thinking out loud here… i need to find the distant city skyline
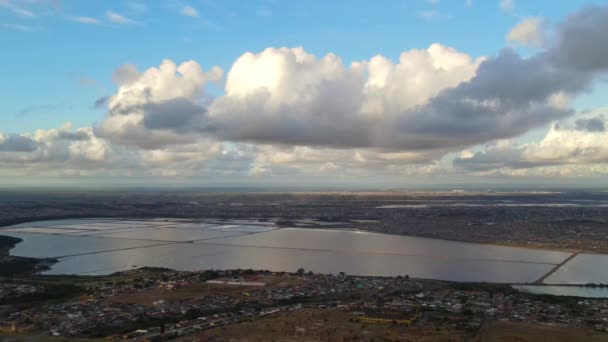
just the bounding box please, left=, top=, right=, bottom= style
left=1, top=0, right=608, bottom=187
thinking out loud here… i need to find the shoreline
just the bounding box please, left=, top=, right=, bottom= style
left=275, top=223, right=602, bottom=255
left=2, top=232, right=606, bottom=296
left=0, top=216, right=606, bottom=284
left=3, top=215, right=606, bottom=255
left=0, top=235, right=57, bottom=276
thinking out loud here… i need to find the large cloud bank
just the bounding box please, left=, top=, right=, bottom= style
left=455, top=110, right=608, bottom=176
left=96, top=5, right=608, bottom=154
left=3, top=5, right=608, bottom=182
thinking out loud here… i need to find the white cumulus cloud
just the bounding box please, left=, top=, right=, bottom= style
left=507, top=17, right=544, bottom=47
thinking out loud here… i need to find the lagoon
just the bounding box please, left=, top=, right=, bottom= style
left=0, top=218, right=590, bottom=283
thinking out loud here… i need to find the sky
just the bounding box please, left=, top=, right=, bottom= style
left=1, top=0, right=608, bottom=188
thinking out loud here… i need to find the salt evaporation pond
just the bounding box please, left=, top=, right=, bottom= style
left=1, top=218, right=594, bottom=284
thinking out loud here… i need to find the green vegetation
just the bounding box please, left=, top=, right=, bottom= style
left=0, top=235, right=22, bottom=256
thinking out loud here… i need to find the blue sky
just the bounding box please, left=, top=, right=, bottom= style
left=1, top=0, right=608, bottom=186
left=1, top=0, right=601, bottom=133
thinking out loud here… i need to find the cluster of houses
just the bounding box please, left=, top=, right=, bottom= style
left=1, top=269, right=608, bottom=339
left=0, top=282, right=44, bottom=302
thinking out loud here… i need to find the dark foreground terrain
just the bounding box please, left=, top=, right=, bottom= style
left=1, top=267, right=608, bottom=341
left=1, top=188, right=608, bottom=341
left=1, top=189, right=608, bottom=252
left=0, top=236, right=55, bottom=277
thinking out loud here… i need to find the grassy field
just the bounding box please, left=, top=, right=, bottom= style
left=192, top=308, right=470, bottom=341
left=107, top=275, right=311, bottom=306
left=180, top=309, right=608, bottom=342
left=0, top=333, right=103, bottom=342
left=478, top=320, right=608, bottom=342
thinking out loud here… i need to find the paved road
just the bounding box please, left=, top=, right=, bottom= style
left=533, top=252, right=580, bottom=284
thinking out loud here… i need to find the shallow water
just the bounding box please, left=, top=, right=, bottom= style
left=0, top=218, right=588, bottom=283
left=512, top=285, right=608, bottom=298
left=3, top=232, right=163, bottom=258
left=45, top=243, right=553, bottom=282
left=206, top=228, right=569, bottom=264
left=543, top=253, right=608, bottom=284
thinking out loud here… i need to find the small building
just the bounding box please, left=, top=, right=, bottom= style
left=358, top=311, right=420, bottom=326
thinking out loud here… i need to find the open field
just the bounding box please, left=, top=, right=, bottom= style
left=196, top=308, right=468, bottom=342
left=107, top=275, right=310, bottom=306
left=195, top=309, right=608, bottom=342
left=478, top=320, right=608, bottom=342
